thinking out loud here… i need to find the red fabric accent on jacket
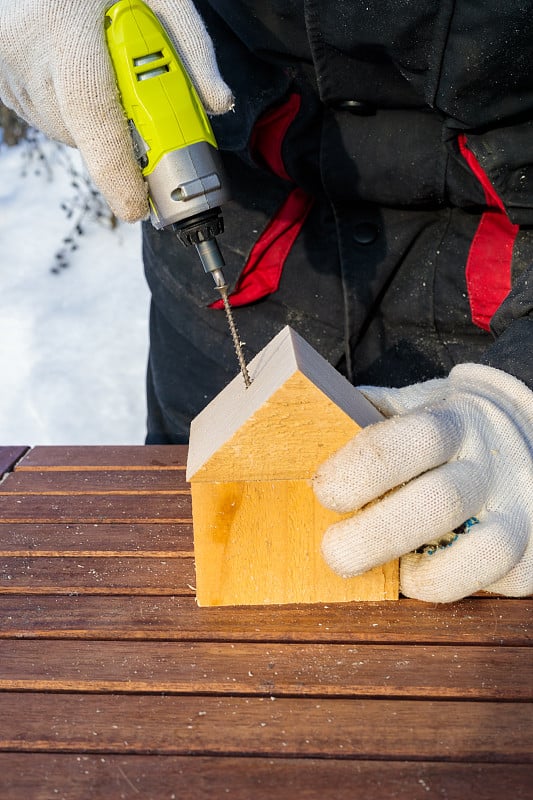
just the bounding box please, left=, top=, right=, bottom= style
left=211, top=93, right=314, bottom=309
left=249, top=92, right=303, bottom=181
left=211, top=187, right=314, bottom=308
left=458, top=134, right=518, bottom=331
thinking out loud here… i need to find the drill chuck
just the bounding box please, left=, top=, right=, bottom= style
left=174, top=208, right=228, bottom=287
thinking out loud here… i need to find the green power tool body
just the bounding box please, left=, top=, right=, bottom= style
left=105, top=0, right=250, bottom=386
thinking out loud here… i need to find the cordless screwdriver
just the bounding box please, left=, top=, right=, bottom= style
left=105, top=0, right=250, bottom=386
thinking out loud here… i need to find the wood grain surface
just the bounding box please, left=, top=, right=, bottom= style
left=0, top=446, right=28, bottom=478
left=0, top=445, right=531, bottom=800
left=188, top=328, right=398, bottom=605
left=1, top=755, right=531, bottom=800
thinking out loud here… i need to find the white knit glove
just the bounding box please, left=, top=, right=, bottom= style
left=313, top=364, right=533, bottom=602
left=0, top=0, right=233, bottom=221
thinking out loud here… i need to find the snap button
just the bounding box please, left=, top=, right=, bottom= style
left=336, top=99, right=374, bottom=115
left=353, top=222, right=378, bottom=245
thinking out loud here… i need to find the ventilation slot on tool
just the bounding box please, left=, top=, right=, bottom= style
left=134, top=52, right=169, bottom=80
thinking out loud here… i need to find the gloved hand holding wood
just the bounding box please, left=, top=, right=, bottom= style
left=313, top=364, right=533, bottom=602
left=0, top=0, right=233, bottom=221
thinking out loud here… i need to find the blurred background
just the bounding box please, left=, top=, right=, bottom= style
left=0, top=103, right=150, bottom=445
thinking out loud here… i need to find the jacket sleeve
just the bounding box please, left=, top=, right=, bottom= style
left=480, top=266, right=533, bottom=389
left=461, top=122, right=533, bottom=389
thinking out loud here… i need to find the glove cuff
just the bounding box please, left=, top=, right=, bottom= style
left=450, top=363, right=533, bottom=437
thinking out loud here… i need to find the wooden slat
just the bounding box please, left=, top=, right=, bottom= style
left=0, top=447, right=28, bottom=478
left=0, top=445, right=530, bottom=798
left=0, top=640, right=530, bottom=699
left=0, top=755, right=531, bottom=800
left=0, top=493, right=192, bottom=523
left=0, top=468, right=189, bottom=492
left=0, top=595, right=530, bottom=644
left=0, top=523, right=193, bottom=556
left=0, top=557, right=195, bottom=595
left=17, top=445, right=187, bottom=470
left=3, top=755, right=532, bottom=800
left=0, top=694, right=531, bottom=761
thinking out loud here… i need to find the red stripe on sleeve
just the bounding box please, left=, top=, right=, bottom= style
left=458, top=134, right=518, bottom=331
left=211, top=94, right=314, bottom=308
left=248, top=92, right=302, bottom=181
left=210, top=187, right=314, bottom=308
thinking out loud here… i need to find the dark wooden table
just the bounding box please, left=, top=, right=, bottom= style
left=0, top=445, right=531, bottom=799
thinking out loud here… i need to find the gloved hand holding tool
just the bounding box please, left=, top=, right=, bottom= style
left=0, top=0, right=250, bottom=384
left=314, top=364, right=533, bottom=602
left=0, top=0, right=233, bottom=222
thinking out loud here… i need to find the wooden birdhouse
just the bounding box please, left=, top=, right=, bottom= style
left=186, top=326, right=399, bottom=606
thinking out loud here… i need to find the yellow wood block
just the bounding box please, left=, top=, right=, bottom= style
left=187, top=326, right=399, bottom=606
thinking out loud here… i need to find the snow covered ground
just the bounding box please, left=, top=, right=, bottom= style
left=0, top=139, right=150, bottom=445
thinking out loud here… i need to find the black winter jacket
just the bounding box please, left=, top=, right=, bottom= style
left=144, top=0, right=533, bottom=412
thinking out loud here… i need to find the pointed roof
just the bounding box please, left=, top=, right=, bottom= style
left=186, top=326, right=382, bottom=482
